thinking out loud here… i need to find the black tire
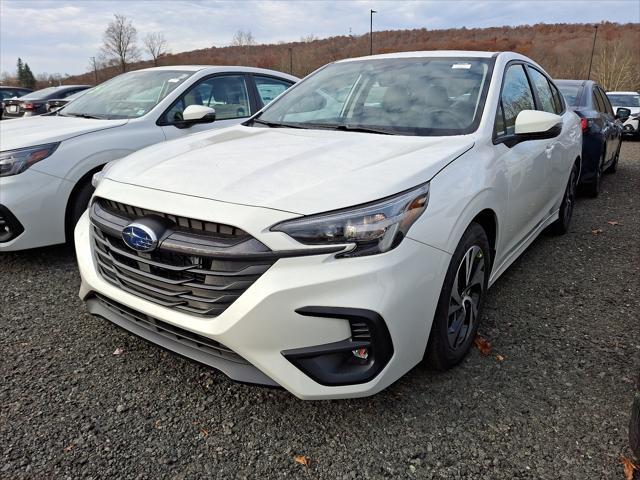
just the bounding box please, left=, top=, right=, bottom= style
left=549, top=162, right=578, bottom=235
left=605, top=143, right=620, bottom=174
left=426, top=222, right=490, bottom=370
left=67, top=180, right=94, bottom=240
left=584, top=150, right=603, bottom=198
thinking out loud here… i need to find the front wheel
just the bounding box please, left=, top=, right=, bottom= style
left=549, top=162, right=578, bottom=235
left=426, top=223, right=490, bottom=370
left=66, top=180, right=95, bottom=241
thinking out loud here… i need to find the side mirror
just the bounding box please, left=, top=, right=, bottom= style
left=176, top=105, right=216, bottom=128
left=616, top=107, right=631, bottom=121
left=513, top=110, right=562, bottom=141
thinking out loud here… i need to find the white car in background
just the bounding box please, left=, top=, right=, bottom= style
left=606, top=91, right=640, bottom=137
left=0, top=66, right=298, bottom=250
left=77, top=51, right=582, bottom=399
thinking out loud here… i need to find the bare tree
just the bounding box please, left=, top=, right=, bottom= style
left=102, top=14, right=139, bottom=73
left=593, top=40, right=639, bottom=91
left=144, top=32, right=169, bottom=67
left=231, top=30, right=255, bottom=47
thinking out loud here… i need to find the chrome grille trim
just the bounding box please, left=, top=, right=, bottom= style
left=90, top=198, right=344, bottom=317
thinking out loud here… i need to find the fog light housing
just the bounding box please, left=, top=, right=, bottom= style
left=282, top=307, right=393, bottom=386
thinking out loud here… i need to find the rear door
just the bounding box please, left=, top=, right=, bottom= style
left=160, top=74, right=255, bottom=140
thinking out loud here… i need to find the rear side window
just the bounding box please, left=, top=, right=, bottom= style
left=593, top=88, right=606, bottom=113
left=253, top=76, right=293, bottom=107
left=597, top=87, right=613, bottom=115
left=527, top=67, right=555, bottom=114
left=497, top=64, right=535, bottom=136
left=549, top=82, right=564, bottom=114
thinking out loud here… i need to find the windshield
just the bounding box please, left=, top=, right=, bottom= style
left=20, top=87, right=63, bottom=100
left=61, top=70, right=194, bottom=119
left=557, top=83, right=582, bottom=106
left=607, top=94, right=640, bottom=108
left=255, top=57, right=493, bottom=136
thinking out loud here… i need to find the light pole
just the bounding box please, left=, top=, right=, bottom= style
left=288, top=47, right=293, bottom=75
left=370, top=9, right=377, bottom=55
left=587, top=24, right=598, bottom=80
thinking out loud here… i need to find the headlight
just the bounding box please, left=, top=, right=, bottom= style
left=271, top=183, right=429, bottom=257
left=0, top=143, right=59, bottom=177
left=91, top=160, right=117, bottom=188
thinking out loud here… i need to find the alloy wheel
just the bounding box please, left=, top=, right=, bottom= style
left=447, top=245, right=485, bottom=350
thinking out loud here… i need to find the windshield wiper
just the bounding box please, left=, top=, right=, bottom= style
left=251, top=118, right=309, bottom=129
left=61, top=112, right=103, bottom=119
left=333, top=124, right=397, bottom=135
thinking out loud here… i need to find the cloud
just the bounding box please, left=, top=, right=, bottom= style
left=1, top=0, right=637, bottom=76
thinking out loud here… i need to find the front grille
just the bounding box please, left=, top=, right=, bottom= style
left=93, top=293, right=248, bottom=364
left=90, top=198, right=276, bottom=317
left=99, top=198, right=249, bottom=238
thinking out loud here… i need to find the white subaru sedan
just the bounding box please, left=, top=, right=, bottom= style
left=0, top=66, right=298, bottom=250
left=76, top=51, right=582, bottom=399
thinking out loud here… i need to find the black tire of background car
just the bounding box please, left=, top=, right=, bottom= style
left=605, top=144, right=620, bottom=174
left=67, top=180, right=95, bottom=241
left=426, top=222, right=490, bottom=370
left=549, top=162, right=578, bottom=235
left=584, top=150, right=604, bottom=198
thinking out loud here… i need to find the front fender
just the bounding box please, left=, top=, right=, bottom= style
left=407, top=145, right=506, bottom=258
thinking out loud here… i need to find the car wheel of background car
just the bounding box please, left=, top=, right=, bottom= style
left=426, top=222, right=490, bottom=370
left=66, top=180, right=95, bottom=241
left=549, top=161, right=578, bottom=235
left=605, top=144, right=620, bottom=174
left=584, top=150, right=604, bottom=198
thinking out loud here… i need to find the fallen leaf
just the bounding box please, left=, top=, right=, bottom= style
left=496, top=354, right=505, bottom=362
left=154, top=420, right=162, bottom=429
left=607, top=220, right=621, bottom=226
left=113, top=347, right=125, bottom=356
left=200, top=428, right=209, bottom=438
left=621, top=456, right=636, bottom=480
left=63, top=443, right=75, bottom=453
left=591, top=228, right=603, bottom=235
left=294, top=455, right=311, bottom=467
left=474, top=335, right=492, bottom=356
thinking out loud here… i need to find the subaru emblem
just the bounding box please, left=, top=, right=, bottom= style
left=122, top=223, right=159, bottom=252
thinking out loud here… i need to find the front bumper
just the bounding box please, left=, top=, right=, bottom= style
left=0, top=168, right=72, bottom=251
left=622, top=117, right=639, bottom=136
left=75, top=186, right=450, bottom=399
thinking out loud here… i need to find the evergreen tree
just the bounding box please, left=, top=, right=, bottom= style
left=21, top=63, right=36, bottom=89
left=16, top=58, right=24, bottom=84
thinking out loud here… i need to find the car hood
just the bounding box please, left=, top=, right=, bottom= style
left=105, top=125, right=474, bottom=215
left=0, top=116, right=128, bottom=151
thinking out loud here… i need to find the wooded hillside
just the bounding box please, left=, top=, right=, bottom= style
left=65, top=22, right=640, bottom=91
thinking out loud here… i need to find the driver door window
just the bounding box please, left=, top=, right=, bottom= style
left=163, top=75, right=250, bottom=124
left=496, top=64, right=535, bottom=137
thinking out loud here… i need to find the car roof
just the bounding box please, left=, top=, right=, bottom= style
left=134, top=65, right=299, bottom=81
left=338, top=50, right=499, bottom=63
left=607, top=91, right=639, bottom=95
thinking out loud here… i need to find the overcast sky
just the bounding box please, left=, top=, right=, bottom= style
left=1, top=0, right=638, bottom=76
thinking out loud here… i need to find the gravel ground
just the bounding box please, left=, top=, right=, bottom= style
left=1, top=141, right=639, bottom=480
